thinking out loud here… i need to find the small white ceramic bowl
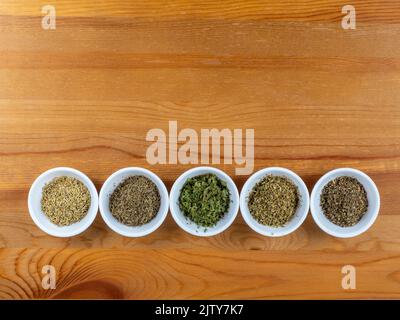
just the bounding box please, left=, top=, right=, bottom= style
left=99, top=167, right=169, bottom=237
left=28, top=167, right=99, bottom=237
left=240, top=167, right=310, bottom=237
left=170, top=167, right=239, bottom=237
left=310, top=168, right=380, bottom=238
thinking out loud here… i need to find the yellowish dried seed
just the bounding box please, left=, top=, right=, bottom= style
left=248, top=175, right=299, bottom=227
left=41, top=176, right=91, bottom=226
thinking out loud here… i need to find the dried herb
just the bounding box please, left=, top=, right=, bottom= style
left=179, top=174, right=230, bottom=228
left=320, top=176, right=368, bottom=227
left=109, top=175, right=160, bottom=226
left=248, top=175, right=299, bottom=227
left=41, top=176, right=91, bottom=226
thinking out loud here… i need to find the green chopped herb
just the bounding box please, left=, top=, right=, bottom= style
left=179, top=174, right=230, bottom=228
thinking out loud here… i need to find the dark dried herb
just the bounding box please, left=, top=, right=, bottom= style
left=248, top=175, right=299, bottom=227
left=109, top=176, right=160, bottom=226
left=41, top=176, right=91, bottom=226
left=179, top=174, right=230, bottom=228
left=320, top=176, right=368, bottom=227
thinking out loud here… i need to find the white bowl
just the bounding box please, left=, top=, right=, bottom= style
left=99, top=167, right=169, bottom=237
left=28, top=167, right=99, bottom=237
left=310, top=168, right=380, bottom=238
left=170, top=167, right=239, bottom=237
left=240, top=167, right=310, bottom=237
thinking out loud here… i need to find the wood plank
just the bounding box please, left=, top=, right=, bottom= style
left=1, top=0, right=400, bottom=23
left=0, top=0, right=399, bottom=299
left=0, top=248, right=399, bottom=299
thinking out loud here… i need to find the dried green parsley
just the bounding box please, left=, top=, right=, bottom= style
left=41, top=176, right=91, bottom=226
left=320, top=176, right=368, bottom=227
left=248, top=175, right=299, bottom=227
left=179, top=174, right=230, bottom=228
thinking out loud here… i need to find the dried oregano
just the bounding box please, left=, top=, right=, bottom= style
left=109, top=175, right=161, bottom=226
left=179, top=174, right=230, bottom=228
left=41, top=176, right=91, bottom=226
left=248, top=175, right=299, bottom=227
left=320, top=176, right=368, bottom=227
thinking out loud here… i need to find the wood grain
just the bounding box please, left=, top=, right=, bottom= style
left=0, top=0, right=399, bottom=299
left=2, top=0, right=400, bottom=23
left=1, top=248, right=400, bottom=299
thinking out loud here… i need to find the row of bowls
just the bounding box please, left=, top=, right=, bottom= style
left=28, top=166, right=380, bottom=238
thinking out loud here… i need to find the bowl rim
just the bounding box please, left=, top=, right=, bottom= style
left=27, top=167, right=99, bottom=238
left=169, top=166, right=240, bottom=237
left=98, top=167, right=169, bottom=237
left=239, top=167, right=310, bottom=237
left=310, top=167, right=380, bottom=238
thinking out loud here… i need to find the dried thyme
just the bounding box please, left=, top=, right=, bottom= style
left=41, top=176, right=91, bottom=226
left=248, top=175, right=299, bottom=227
left=109, top=176, right=160, bottom=226
left=179, top=174, right=230, bottom=228
left=320, top=176, right=368, bottom=227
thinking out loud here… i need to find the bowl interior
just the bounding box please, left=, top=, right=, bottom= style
left=311, top=169, right=380, bottom=237
left=99, top=168, right=168, bottom=237
left=240, top=168, right=309, bottom=237
left=170, top=167, right=239, bottom=236
left=28, top=168, right=98, bottom=237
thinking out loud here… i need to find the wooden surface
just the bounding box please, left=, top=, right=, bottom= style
left=0, top=0, right=400, bottom=299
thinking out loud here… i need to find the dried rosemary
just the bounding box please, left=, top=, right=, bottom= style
left=41, top=176, right=91, bottom=226
left=320, top=176, right=368, bottom=227
left=109, top=175, right=160, bottom=226
left=248, top=175, right=299, bottom=227
left=179, top=174, right=230, bottom=228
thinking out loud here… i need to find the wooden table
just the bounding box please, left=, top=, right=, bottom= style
left=0, top=0, right=399, bottom=299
